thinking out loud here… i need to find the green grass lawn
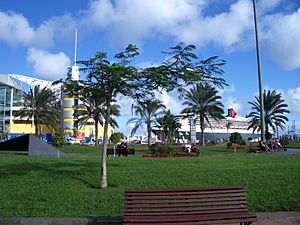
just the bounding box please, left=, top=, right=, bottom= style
left=286, top=141, right=300, bottom=149
left=0, top=153, right=299, bottom=217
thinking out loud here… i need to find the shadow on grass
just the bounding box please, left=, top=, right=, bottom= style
left=0, top=159, right=100, bottom=189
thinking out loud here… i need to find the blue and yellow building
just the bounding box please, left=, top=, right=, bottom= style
left=0, top=74, right=113, bottom=142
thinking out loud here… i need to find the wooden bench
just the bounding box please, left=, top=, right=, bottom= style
left=124, top=186, right=257, bottom=225
left=107, top=148, right=135, bottom=156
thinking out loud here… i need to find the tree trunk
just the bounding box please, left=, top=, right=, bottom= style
left=34, top=118, right=39, bottom=136
left=147, top=120, right=151, bottom=147
left=94, top=118, right=98, bottom=147
left=200, top=117, right=205, bottom=146
left=100, top=97, right=112, bottom=188
left=201, top=129, right=205, bottom=146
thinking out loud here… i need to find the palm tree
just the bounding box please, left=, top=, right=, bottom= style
left=157, top=110, right=181, bottom=145
left=247, top=90, right=289, bottom=138
left=127, top=99, right=165, bottom=146
left=14, top=85, right=61, bottom=136
left=226, top=120, right=232, bottom=142
left=181, top=83, right=224, bottom=145
left=74, top=88, right=120, bottom=146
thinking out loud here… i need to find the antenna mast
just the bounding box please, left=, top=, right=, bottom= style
left=74, top=28, right=78, bottom=66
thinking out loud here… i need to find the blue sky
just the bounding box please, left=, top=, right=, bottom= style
left=0, top=0, right=299, bottom=135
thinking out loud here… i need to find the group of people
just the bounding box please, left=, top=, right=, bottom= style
left=259, top=139, right=287, bottom=152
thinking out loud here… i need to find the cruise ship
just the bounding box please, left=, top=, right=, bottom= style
left=153, top=109, right=260, bottom=143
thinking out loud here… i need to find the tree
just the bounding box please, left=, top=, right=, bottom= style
left=229, top=132, right=243, bottom=152
left=67, top=43, right=226, bottom=189
left=14, top=85, right=61, bottom=136
left=127, top=99, right=165, bottom=146
left=247, top=90, right=289, bottom=140
left=70, top=44, right=143, bottom=188
left=157, top=110, right=181, bottom=145
left=181, top=83, right=224, bottom=145
left=142, top=43, right=227, bottom=93
left=74, top=87, right=120, bottom=146
left=226, top=120, right=232, bottom=142
left=109, top=132, right=124, bottom=143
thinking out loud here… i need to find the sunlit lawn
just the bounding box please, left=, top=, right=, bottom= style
left=0, top=153, right=299, bottom=217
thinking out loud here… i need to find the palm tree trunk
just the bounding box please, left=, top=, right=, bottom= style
left=94, top=119, right=99, bottom=147
left=100, top=97, right=111, bottom=188
left=147, top=120, right=151, bottom=147
left=201, top=129, right=205, bottom=146
left=34, top=118, right=39, bottom=136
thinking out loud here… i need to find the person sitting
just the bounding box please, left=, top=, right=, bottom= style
left=259, top=141, right=269, bottom=152
left=191, top=143, right=200, bottom=153
left=275, top=139, right=287, bottom=151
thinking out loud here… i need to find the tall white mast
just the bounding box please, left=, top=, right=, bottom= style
left=74, top=28, right=78, bottom=66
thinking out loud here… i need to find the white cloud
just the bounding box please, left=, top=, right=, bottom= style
left=217, top=84, right=236, bottom=96
left=177, top=0, right=253, bottom=49
left=0, top=10, right=76, bottom=49
left=0, top=11, right=35, bottom=46
left=262, top=8, right=300, bottom=70
left=285, top=87, right=300, bottom=114
left=82, top=0, right=252, bottom=49
left=258, top=0, right=282, bottom=13
left=225, top=96, right=243, bottom=114
left=155, top=90, right=182, bottom=114
left=27, top=48, right=71, bottom=80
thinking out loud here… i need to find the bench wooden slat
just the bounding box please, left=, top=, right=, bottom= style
left=125, top=201, right=247, bottom=209
left=126, top=186, right=244, bottom=193
left=124, top=212, right=257, bottom=223
left=126, top=192, right=245, bottom=201
left=124, top=187, right=256, bottom=225
left=125, top=205, right=247, bottom=213
left=125, top=208, right=248, bottom=216
left=126, top=197, right=246, bottom=205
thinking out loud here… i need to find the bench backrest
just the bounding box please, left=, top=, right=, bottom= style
left=124, top=186, right=255, bottom=224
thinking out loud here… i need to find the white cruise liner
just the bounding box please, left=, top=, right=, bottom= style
left=153, top=109, right=260, bottom=142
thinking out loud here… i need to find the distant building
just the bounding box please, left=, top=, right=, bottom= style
left=0, top=74, right=114, bottom=142
left=153, top=109, right=261, bottom=143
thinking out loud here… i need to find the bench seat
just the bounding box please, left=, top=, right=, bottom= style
left=107, top=148, right=135, bottom=156
left=124, top=186, right=256, bottom=225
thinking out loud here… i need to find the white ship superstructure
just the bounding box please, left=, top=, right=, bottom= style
left=154, top=109, right=260, bottom=142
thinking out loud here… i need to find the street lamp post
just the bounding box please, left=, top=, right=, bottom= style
left=252, top=0, right=265, bottom=142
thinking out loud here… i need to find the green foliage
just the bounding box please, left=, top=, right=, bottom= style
left=127, top=99, right=165, bottom=146
left=248, top=90, right=290, bottom=133
left=109, top=132, right=124, bottom=143
left=280, top=139, right=289, bottom=146
left=13, top=85, right=61, bottom=136
left=181, top=83, right=224, bottom=145
left=52, top=134, right=66, bottom=148
left=149, top=143, right=174, bottom=155
left=229, top=132, right=243, bottom=145
left=0, top=129, right=9, bottom=141
left=226, top=142, right=233, bottom=149
left=265, top=132, right=273, bottom=141
left=157, top=110, right=181, bottom=145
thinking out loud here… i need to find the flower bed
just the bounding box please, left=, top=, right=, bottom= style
left=143, top=153, right=199, bottom=158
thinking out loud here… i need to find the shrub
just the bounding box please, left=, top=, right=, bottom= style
left=280, top=139, right=289, bottom=146
left=52, top=134, right=65, bottom=148
left=226, top=142, right=233, bottom=149
left=109, top=132, right=124, bottom=143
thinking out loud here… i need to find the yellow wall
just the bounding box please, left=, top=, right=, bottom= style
left=10, top=121, right=59, bottom=134
left=84, top=123, right=114, bottom=139
left=10, top=120, right=114, bottom=138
